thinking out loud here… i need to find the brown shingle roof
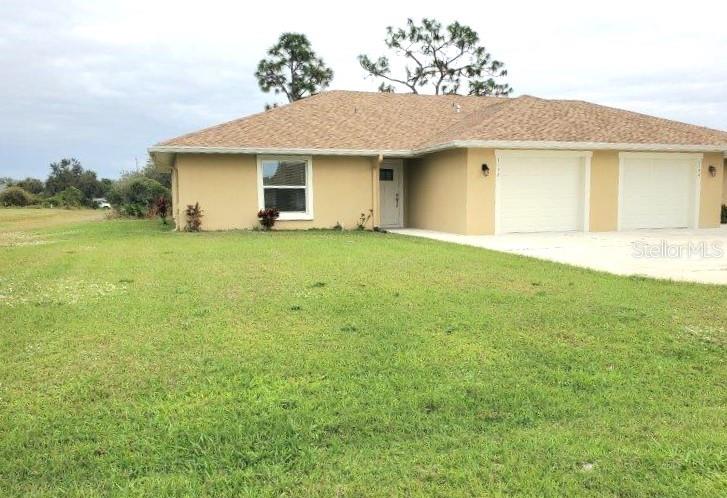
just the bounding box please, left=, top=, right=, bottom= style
left=157, top=91, right=505, bottom=151
left=427, top=95, right=727, bottom=147
left=155, top=90, right=727, bottom=152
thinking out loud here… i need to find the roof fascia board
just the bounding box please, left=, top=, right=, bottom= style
left=415, top=140, right=727, bottom=155
left=149, top=141, right=727, bottom=157
left=148, top=146, right=411, bottom=157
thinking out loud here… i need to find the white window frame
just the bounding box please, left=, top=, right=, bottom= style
left=257, top=155, right=314, bottom=221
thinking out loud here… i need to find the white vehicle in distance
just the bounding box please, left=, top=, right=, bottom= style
left=93, top=197, right=111, bottom=209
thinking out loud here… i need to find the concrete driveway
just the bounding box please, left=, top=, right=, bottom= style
left=390, top=227, right=727, bottom=285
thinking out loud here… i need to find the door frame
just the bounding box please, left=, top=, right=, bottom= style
left=379, top=159, right=404, bottom=228
left=494, top=150, right=592, bottom=234
left=617, top=152, right=702, bottom=231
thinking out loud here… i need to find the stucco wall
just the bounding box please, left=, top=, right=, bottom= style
left=173, top=149, right=726, bottom=232
left=175, top=154, right=374, bottom=231
left=465, top=148, right=496, bottom=234
left=277, top=155, right=375, bottom=230
left=699, top=153, right=725, bottom=228
left=405, top=149, right=468, bottom=234
left=175, top=154, right=256, bottom=230
left=589, top=151, right=620, bottom=231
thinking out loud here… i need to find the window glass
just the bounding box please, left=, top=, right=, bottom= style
left=261, top=158, right=309, bottom=213
left=263, top=160, right=306, bottom=186
left=264, top=188, right=306, bottom=212
left=380, top=168, right=394, bottom=181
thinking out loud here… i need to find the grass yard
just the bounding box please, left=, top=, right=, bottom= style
left=1, top=212, right=726, bottom=496
left=0, top=208, right=106, bottom=233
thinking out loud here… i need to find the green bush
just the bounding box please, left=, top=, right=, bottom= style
left=721, top=204, right=727, bottom=224
left=0, top=186, right=34, bottom=206
left=48, top=186, right=84, bottom=208
left=108, top=176, right=169, bottom=218
left=43, top=186, right=83, bottom=208
left=15, top=178, right=45, bottom=195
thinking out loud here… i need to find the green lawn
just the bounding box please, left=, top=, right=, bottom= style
left=0, top=208, right=106, bottom=232
left=1, top=212, right=726, bottom=497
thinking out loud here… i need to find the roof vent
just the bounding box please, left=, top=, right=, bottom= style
left=453, top=103, right=462, bottom=113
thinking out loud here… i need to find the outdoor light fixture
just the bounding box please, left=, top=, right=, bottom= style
left=708, top=165, right=717, bottom=177
left=482, top=163, right=490, bottom=176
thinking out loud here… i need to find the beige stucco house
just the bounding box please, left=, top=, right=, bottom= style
left=150, top=91, right=727, bottom=233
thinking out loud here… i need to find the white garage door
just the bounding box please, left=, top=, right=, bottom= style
left=496, top=152, right=589, bottom=233
left=619, top=153, right=699, bottom=230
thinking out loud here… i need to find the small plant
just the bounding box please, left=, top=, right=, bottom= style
left=184, top=202, right=203, bottom=232
left=153, top=196, right=170, bottom=225
left=332, top=221, right=343, bottom=231
left=356, top=209, right=373, bottom=230
left=721, top=204, right=727, bottom=224
left=104, top=209, right=121, bottom=220
left=257, top=207, right=280, bottom=230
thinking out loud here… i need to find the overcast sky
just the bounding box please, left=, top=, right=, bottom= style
left=2, top=0, right=726, bottom=179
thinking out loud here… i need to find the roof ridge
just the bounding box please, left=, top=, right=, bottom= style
left=416, top=97, right=521, bottom=148
left=321, top=89, right=508, bottom=100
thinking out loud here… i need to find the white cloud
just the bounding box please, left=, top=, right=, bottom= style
left=1, top=0, right=725, bottom=178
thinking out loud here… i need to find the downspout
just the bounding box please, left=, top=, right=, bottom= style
left=172, top=154, right=180, bottom=231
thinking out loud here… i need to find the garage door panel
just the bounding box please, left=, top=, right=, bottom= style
left=620, top=155, right=697, bottom=230
left=497, top=154, right=587, bottom=233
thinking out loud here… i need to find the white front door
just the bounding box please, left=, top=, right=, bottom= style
left=619, top=153, right=700, bottom=230
left=496, top=151, right=590, bottom=234
left=379, top=160, right=404, bottom=228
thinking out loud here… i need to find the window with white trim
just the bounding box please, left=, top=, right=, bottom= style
left=258, top=156, right=313, bottom=219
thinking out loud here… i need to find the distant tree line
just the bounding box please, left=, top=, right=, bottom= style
left=1, top=157, right=171, bottom=219
left=0, top=158, right=111, bottom=208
